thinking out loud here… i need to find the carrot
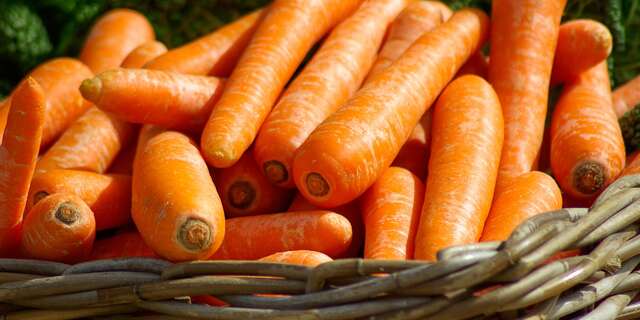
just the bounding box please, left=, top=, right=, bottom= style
left=456, top=51, right=488, bottom=78
left=90, top=230, right=158, bottom=260
left=201, top=0, right=364, bottom=168
left=210, top=210, right=352, bottom=260
left=108, top=141, right=138, bottom=175
left=489, top=0, right=566, bottom=190
left=621, top=151, right=640, bottom=177
left=550, top=62, right=625, bottom=199
left=79, top=8, right=155, bottom=73
left=254, top=0, right=410, bottom=187
left=120, top=41, right=168, bottom=69
left=215, top=149, right=293, bottom=218
left=613, top=75, right=640, bottom=118
left=391, top=112, right=432, bottom=180
left=145, top=9, right=266, bottom=77
left=0, top=78, right=45, bottom=256
left=293, top=9, right=489, bottom=208
left=481, top=171, right=562, bottom=241
left=21, top=193, right=95, bottom=263
left=0, top=98, right=9, bottom=144
left=28, top=170, right=132, bottom=231
left=132, top=130, right=225, bottom=261
left=414, top=75, right=503, bottom=261
left=258, top=250, right=332, bottom=267
left=365, top=1, right=452, bottom=80
left=361, top=167, right=424, bottom=260
left=80, top=69, right=225, bottom=132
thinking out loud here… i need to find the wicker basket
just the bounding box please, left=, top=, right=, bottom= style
left=3, top=175, right=640, bottom=319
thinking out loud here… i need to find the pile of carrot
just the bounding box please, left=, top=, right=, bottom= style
left=1, top=0, right=638, bottom=273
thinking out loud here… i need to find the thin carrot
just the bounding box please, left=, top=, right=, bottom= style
left=90, top=230, right=158, bottom=260
left=551, top=62, right=625, bottom=199
left=456, top=51, right=488, bottom=78
left=254, top=0, right=411, bottom=187
left=80, top=69, right=225, bottom=132
left=210, top=210, right=352, bottom=260
left=201, top=0, right=363, bottom=168
left=133, top=130, right=225, bottom=261
left=481, top=171, right=562, bottom=241
left=361, top=167, right=424, bottom=260
left=489, top=0, right=566, bottom=190
left=293, top=9, right=489, bottom=208
left=28, top=170, right=132, bottom=231
left=391, top=112, right=432, bottom=180
left=21, top=193, right=95, bottom=263
left=551, top=19, right=613, bottom=85
left=145, top=9, right=266, bottom=77
left=79, top=8, right=154, bottom=73
left=215, top=149, right=293, bottom=218
left=258, top=250, right=332, bottom=267
left=0, top=78, right=45, bottom=256
left=120, top=41, right=168, bottom=69
left=414, top=75, right=503, bottom=260
left=613, top=75, right=640, bottom=118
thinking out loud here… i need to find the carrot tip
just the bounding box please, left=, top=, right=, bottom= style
left=79, top=77, right=102, bottom=103
left=306, top=173, right=329, bottom=197
left=55, top=202, right=80, bottom=225
left=573, top=161, right=605, bottom=195
left=228, top=180, right=256, bottom=209
left=179, top=218, right=212, bottom=251
left=33, top=191, right=49, bottom=205
left=263, top=160, right=288, bottom=185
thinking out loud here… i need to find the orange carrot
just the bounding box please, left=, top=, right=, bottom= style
left=28, top=170, right=131, bottom=231
left=108, top=141, right=138, bottom=175
left=481, top=171, right=562, bottom=241
left=0, top=98, right=9, bottom=144
left=133, top=130, right=225, bottom=261
left=621, top=151, right=640, bottom=177
left=215, top=149, right=293, bottom=218
left=365, top=1, right=452, bottom=80
left=81, top=69, right=225, bottom=132
left=21, top=193, right=95, bottom=263
left=254, top=0, right=410, bottom=187
left=613, top=75, right=640, bottom=118
left=258, top=250, right=332, bottom=267
left=391, top=112, right=432, bottom=180
left=551, top=62, right=625, bottom=199
left=456, top=51, right=488, bottom=78
left=0, top=78, right=45, bottom=256
left=293, top=9, right=489, bottom=208
left=361, top=167, right=424, bottom=260
left=121, top=41, right=168, bottom=69
left=414, top=75, right=503, bottom=260
left=551, top=19, right=612, bottom=85
left=90, top=230, right=158, bottom=260
left=145, top=9, right=266, bottom=77
left=210, top=210, right=352, bottom=260
left=201, top=0, right=364, bottom=168
left=489, top=0, right=566, bottom=190
left=79, top=8, right=155, bottom=73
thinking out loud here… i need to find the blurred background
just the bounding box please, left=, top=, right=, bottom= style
left=0, top=0, right=638, bottom=98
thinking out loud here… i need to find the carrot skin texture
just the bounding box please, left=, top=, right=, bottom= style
left=210, top=210, right=352, bottom=260
left=414, top=75, right=503, bottom=261
left=90, top=230, right=158, bottom=260
left=391, top=112, right=431, bottom=180
left=121, top=41, right=168, bottom=69
left=28, top=170, right=132, bottom=231
left=361, top=167, right=424, bottom=260
left=456, top=51, right=488, bottom=78
left=81, top=69, right=224, bottom=132
left=489, top=0, right=566, bottom=190
left=293, top=9, right=490, bottom=208
left=145, top=9, right=265, bottom=77
left=201, top=0, right=364, bottom=168
left=550, top=62, right=625, bottom=199
left=80, top=8, right=155, bottom=73
left=613, top=75, right=640, bottom=118
left=0, top=98, right=9, bottom=144
left=0, top=78, right=45, bottom=256
left=133, top=131, right=225, bottom=261
left=259, top=250, right=332, bottom=267
left=254, top=0, right=408, bottom=188
left=21, top=193, right=96, bottom=263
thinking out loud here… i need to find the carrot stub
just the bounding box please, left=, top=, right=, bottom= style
left=259, top=250, right=332, bottom=267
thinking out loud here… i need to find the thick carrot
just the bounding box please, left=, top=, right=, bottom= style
left=550, top=62, right=625, bottom=199
left=133, top=131, right=225, bottom=261
left=145, top=9, right=266, bottom=76
left=489, top=0, right=566, bottom=190
left=414, top=75, right=503, bottom=260
left=21, top=193, right=95, bottom=263
left=0, top=78, right=45, bottom=256
left=254, top=0, right=410, bottom=187
left=613, top=75, right=640, bottom=118
left=365, top=1, right=452, bottom=80
left=481, top=171, right=562, bottom=241
left=361, top=167, right=424, bottom=260
left=551, top=19, right=612, bottom=85
left=456, top=51, right=488, bottom=78
left=0, top=98, right=9, bottom=144
left=258, top=250, right=332, bottom=267
left=215, top=149, right=293, bottom=218
left=28, top=170, right=131, bottom=231
left=201, top=0, right=364, bottom=168
left=293, top=9, right=489, bottom=208
left=121, top=41, right=168, bottom=69
left=90, top=230, right=158, bottom=260
left=210, top=210, right=352, bottom=260
left=80, top=69, right=225, bottom=132
left=79, top=8, right=154, bottom=73
left=391, top=112, right=432, bottom=180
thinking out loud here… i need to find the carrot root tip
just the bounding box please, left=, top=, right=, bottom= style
left=179, top=218, right=212, bottom=251
left=228, top=180, right=256, bottom=209
left=306, top=173, right=329, bottom=197
left=573, top=161, right=606, bottom=195
left=33, top=191, right=49, bottom=205
left=79, top=77, right=102, bottom=103
left=55, top=202, right=80, bottom=225
left=263, top=160, right=288, bottom=185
